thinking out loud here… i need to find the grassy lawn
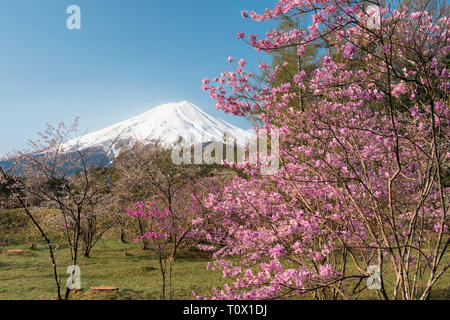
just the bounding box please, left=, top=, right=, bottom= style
left=0, top=238, right=448, bottom=300
left=0, top=239, right=225, bottom=300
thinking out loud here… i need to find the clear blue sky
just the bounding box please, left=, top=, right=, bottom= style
left=0, top=0, right=276, bottom=156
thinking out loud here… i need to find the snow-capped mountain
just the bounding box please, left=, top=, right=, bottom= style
left=64, top=101, right=253, bottom=156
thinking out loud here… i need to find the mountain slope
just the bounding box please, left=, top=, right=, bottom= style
left=64, top=101, right=253, bottom=156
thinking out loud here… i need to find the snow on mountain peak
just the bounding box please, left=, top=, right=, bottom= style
left=65, top=101, right=253, bottom=156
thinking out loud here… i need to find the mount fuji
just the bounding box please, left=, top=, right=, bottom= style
left=64, top=101, right=254, bottom=157
left=0, top=101, right=254, bottom=171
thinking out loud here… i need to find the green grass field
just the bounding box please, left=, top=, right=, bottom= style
left=0, top=240, right=225, bottom=300
left=0, top=239, right=448, bottom=300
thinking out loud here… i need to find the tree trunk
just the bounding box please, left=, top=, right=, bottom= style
left=120, top=227, right=126, bottom=243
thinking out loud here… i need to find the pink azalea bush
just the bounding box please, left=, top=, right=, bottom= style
left=127, top=201, right=170, bottom=252
left=199, top=0, right=449, bottom=300
left=126, top=176, right=224, bottom=299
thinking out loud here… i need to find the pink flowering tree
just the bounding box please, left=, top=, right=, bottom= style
left=127, top=201, right=174, bottom=299
left=199, top=0, right=449, bottom=300
left=126, top=176, right=221, bottom=299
